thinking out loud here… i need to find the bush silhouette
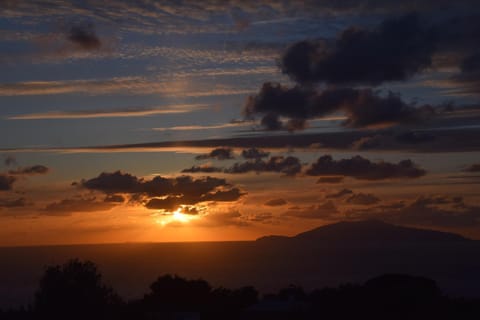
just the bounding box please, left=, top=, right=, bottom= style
left=34, top=259, right=122, bottom=319
left=142, top=274, right=212, bottom=312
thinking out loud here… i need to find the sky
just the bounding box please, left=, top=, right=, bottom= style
left=1, top=0, right=480, bottom=246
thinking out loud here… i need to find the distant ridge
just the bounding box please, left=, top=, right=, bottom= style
left=256, top=220, right=469, bottom=243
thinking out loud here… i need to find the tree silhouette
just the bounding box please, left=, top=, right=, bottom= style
left=34, top=259, right=122, bottom=320
left=142, top=274, right=212, bottom=312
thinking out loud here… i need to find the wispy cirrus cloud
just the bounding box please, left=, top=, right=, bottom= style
left=0, top=77, right=255, bottom=97
left=8, top=104, right=208, bottom=120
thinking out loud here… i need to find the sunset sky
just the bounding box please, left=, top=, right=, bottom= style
left=1, top=0, right=480, bottom=246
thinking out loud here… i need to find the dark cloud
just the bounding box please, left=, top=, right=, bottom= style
left=181, top=164, right=223, bottom=173
left=241, top=148, right=270, bottom=159
left=280, top=14, right=435, bottom=86
left=260, top=113, right=284, bottom=130
left=264, top=198, right=287, bottom=207
left=0, top=174, right=15, bottom=191
left=451, top=52, right=480, bottom=94
left=195, top=147, right=234, bottom=160
left=351, top=135, right=387, bottom=150
left=306, top=155, right=426, bottom=180
left=104, top=194, right=125, bottom=203
left=81, top=171, right=140, bottom=194
left=4, top=155, right=16, bottom=167
left=225, top=156, right=302, bottom=176
left=346, top=193, right=381, bottom=205
left=316, top=176, right=344, bottom=184
left=145, top=196, right=181, bottom=211
left=285, top=201, right=338, bottom=219
left=43, top=196, right=115, bottom=215
left=81, top=171, right=244, bottom=211
left=346, top=195, right=480, bottom=228
left=465, top=164, right=480, bottom=172
left=202, top=188, right=245, bottom=202
left=244, top=82, right=430, bottom=131
left=0, top=197, right=27, bottom=208
left=8, top=165, right=49, bottom=175
left=66, top=22, right=101, bottom=50
left=395, top=131, right=436, bottom=144
left=326, top=188, right=353, bottom=199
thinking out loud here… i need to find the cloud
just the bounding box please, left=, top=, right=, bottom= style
left=181, top=164, right=223, bottom=173
left=348, top=195, right=480, bottom=228
left=285, top=201, right=338, bottom=219
left=81, top=171, right=141, bottom=194
left=346, top=193, right=380, bottom=205
left=193, top=210, right=250, bottom=228
left=326, top=188, right=353, bottom=199
left=80, top=171, right=244, bottom=211
left=241, top=148, right=270, bottom=159
left=4, top=155, right=16, bottom=167
left=0, top=175, right=15, bottom=191
left=244, top=82, right=431, bottom=131
left=0, top=77, right=254, bottom=97
left=465, top=164, right=480, bottom=172
left=451, top=53, right=480, bottom=95
left=316, top=176, right=344, bottom=184
left=0, top=197, right=27, bottom=208
left=66, top=22, right=101, bottom=50
left=306, top=155, right=426, bottom=180
left=395, top=131, right=436, bottom=144
left=264, top=198, right=287, bottom=206
left=351, top=135, right=387, bottom=150
left=43, top=196, right=116, bottom=215
left=8, top=165, right=49, bottom=175
left=8, top=104, right=207, bottom=120
left=104, top=194, right=125, bottom=203
left=195, top=148, right=234, bottom=160
left=225, top=156, right=302, bottom=176
left=280, top=14, right=434, bottom=86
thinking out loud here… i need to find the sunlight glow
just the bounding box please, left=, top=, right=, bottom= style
left=172, top=208, right=191, bottom=223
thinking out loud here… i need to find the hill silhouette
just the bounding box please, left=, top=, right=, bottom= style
left=257, top=220, right=468, bottom=243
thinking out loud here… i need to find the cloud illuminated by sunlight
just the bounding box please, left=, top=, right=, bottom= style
left=154, top=206, right=199, bottom=226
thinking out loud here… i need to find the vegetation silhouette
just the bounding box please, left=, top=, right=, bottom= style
left=1, top=259, right=479, bottom=319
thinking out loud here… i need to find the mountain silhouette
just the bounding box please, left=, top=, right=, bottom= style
left=257, top=220, right=468, bottom=244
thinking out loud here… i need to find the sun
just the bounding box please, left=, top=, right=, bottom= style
left=172, top=207, right=192, bottom=223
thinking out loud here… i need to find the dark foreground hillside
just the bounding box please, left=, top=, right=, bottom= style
left=1, top=220, right=480, bottom=309
left=1, top=259, right=479, bottom=320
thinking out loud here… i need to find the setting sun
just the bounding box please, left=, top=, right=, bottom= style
left=172, top=208, right=192, bottom=223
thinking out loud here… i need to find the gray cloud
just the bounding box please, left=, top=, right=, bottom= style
left=348, top=195, right=480, bottom=228
left=0, top=175, right=15, bottom=191
left=0, top=197, right=27, bottom=209
left=195, top=147, right=234, bottom=160
left=8, top=165, right=49, bottom=176
left=43, top=196, right=116, bottom=215
left=306, top=155, right=426, bottom=180
left=465, top=164, right=480, bottom=172
left=316, top=176, right=344, bottom=184
left=280, top=14, right=434, bottom=86
left=285, top=201, right=339, bottom=219
left=241, top=147, right=270, bottom=159
left=264, top=198, right=287, bottom=206
left=181, top=164, right=223, bottom=173
left=346, top=193, right=381, bottom=205
left=326, top=188, right=353, bottom=199
left=80, top=171, right=245, bottom=211
left=244, top=83, right=431, bottom=131
left=4, top=155, right=16, bottom=167
left=225, top=156, right=302, bottom=176
left=66, top=22, right=101, bottom=50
